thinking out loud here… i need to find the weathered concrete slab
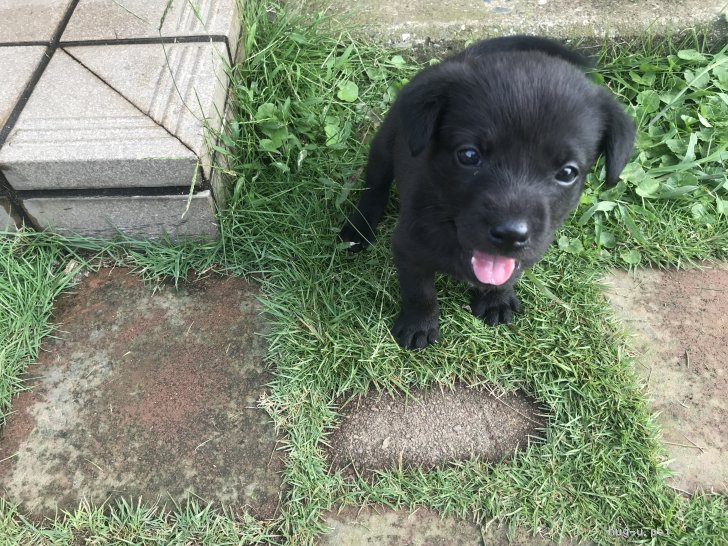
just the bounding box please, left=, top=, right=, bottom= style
left=326, top=385, right=544, bottom=474
left=0, top=0, right=72, bottom=43
left=66, top=42, right=229, bottom=179
left=0, top=268, right=282, bottom=519
left=0, top=46, right=46, bottom=130
left=0, top=195, right=20, bottom=231
left=0, top=50, right=197, bottom=191
left=316, top=0, right=728, bottom=46
left=63, top=0, right=241, bottom=59
left=23, top=191, right=218, bottom=239
left=322, top=507, right=591, bottom=545
left=322, top=507, right=482, bottom=546
left=604, top=264, right=728, bottom=494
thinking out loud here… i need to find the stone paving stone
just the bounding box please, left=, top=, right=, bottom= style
left=0, top=195, right=19, bottom=231
left=322, top=508, right=482, bottom=546
left=0, top=46, right=46, bottom=129
left=604, top=265, right=728, bottom=494
left=0, top=0, right=73, bottom=43
left=318, top=0, right=728, bottom=46
left=0, top=50, right=197, bottom=191
left=0, top=268, right=282, bottom=519
left=66, top=42, right=229, bottom=180
left=321, top=507, right=592, bottom=545
left=63, top=0, right=241, bottom=59
left=23, top=191, right=218, bottom=239
left=326, top=385, right=544, bottom=475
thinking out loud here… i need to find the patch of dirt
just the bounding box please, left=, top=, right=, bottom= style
left=0, top=268, right=283, bottom=520
left=326, top=384, right=545, bottom=476
left=604, top=263, right=728, bottom=493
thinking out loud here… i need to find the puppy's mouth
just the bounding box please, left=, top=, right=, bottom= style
left=470, top=250, right=517, bottom=286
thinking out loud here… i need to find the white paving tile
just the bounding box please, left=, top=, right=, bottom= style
left=66, top=42, right=229, bottom=180
left=63, top=0, right=241, bottom=60
left=0, top=0, right=73, bottom=43
left=0, top=46, right=46, bottom=130
left=0, top=50, right=197, bottom=190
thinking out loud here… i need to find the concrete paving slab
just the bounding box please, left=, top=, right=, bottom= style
left=316, top=0, right=728, bottom=46
left=322, top=507, right=482, bottom=546
left=0, top=50, right=198, bottom=191
left=604, top=264, right=728, bottom=494
left=326, top=385, right=544, bottom=475
left=0, top=195, right=20, bottom=231
left=0, top=46, right=46, bottom=131
left=321, top=507, right=592, bottom=545
left=63, top=0, right=241, bottom=59
left=66, top=42, right=229, bottom=179
left=0, top=268, right=282, bottom=519
left=23, top=190, right=218, bottom=239
left=0, top=0, right=73, bottom=43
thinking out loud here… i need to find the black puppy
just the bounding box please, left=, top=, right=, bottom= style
left=340, top=36, right=635, bottom=349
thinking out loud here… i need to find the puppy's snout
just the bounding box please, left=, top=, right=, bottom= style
left=489, top=220, right=530, bottom=251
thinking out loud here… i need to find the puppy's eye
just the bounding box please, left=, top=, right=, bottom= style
left=555, top=164, right=579, bottom=185
left=456, top=147, right=481, bottom=166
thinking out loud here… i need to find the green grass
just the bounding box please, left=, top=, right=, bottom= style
left=0, top=234, right=80, bottom=422
left=1, top=1, right=727, bottom=544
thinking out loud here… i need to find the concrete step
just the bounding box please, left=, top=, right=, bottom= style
left=0, top=0, right=240, bottom=239
left=321, top=0, right=728, bottom=47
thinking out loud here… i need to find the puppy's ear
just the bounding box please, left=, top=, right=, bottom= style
left=599, top=90, right=636, bottom=186
left=397, top=77, right=450, bottom=156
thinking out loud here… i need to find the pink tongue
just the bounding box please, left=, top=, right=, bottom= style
left=471, top=250, right=516, bottom=285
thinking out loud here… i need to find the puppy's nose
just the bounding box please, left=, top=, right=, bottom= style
left=489, top=220, right=530, bottom=250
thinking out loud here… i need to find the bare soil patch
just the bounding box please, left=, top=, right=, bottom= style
left=326, top=384, right=545, bottom=476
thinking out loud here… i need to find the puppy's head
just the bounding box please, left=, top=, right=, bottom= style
left=396, top=40, right=634, bottom=285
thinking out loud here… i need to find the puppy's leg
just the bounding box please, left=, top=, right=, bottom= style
left=391, top=248, right=440, bottom=349
left=470, top=284, right=521, bottom=326
left=339, top=126, right=394, bottom=251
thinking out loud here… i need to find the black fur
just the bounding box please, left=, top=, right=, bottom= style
left=340, top=36, right=635, bottom=349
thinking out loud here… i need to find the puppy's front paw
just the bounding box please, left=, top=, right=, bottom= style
left=339, top=221, right=375, bottom=252
left=471, top=289, right=521, bottom=326
left=392, top=312, right=440, bottom=350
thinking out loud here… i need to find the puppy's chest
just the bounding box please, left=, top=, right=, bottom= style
left=406, top=220, right=470, bottom=277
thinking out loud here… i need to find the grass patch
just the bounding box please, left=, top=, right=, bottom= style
left=578, top=37, right=728, bottom=267
left=0, top=234, right=79, bottom=422
left=1, top=1, right=727, bottom=544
